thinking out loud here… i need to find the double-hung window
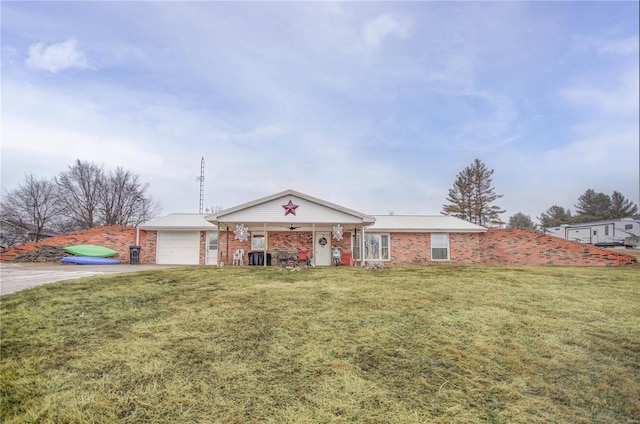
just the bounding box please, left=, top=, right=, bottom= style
left=431, top=234, right=449, bottom=261
left=364, top=234, right=390, bottom=261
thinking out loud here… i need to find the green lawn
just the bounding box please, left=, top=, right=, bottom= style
left=1, top=266, right=638, bottom=423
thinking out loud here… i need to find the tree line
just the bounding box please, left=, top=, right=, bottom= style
left=537, top=189, right=638, bottom=228
left=1, top=159, right=160, bottom=245
left=440, top=159, right=637, bottom=231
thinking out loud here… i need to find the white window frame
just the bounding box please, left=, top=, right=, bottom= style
left=364, top=233, right=390, bottom=261
left=251, top=233, right=265, bottom=250
left=208, top=233, right=218, bottom=250
left=431, top=233, right=450, bottom=261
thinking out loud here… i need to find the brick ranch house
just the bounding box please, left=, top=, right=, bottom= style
left=1, top=189, right=637, bottom=267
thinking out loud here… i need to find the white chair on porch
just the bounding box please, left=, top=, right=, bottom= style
left=232, top=249, right=245, bottom=266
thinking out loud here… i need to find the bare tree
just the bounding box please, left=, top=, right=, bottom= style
left=55, top=160, right=104, bottom=230
left=100, top=167, right=160, bottom=226
left=0, top=173, right=60, bottom=243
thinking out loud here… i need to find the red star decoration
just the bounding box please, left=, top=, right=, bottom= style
left=282, top=200, right=299, bottom=216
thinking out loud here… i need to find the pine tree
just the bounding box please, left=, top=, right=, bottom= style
left=573, top=189, right=611, bottom=222
left=538, top=205, right=572, bottom=228
left=507, top=212, right=538, bottom=231
left=608, top=191, right=638, bottom=218
left=442, top=159, right=504, bottom=227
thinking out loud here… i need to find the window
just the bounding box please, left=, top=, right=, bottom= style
left=364, top=234, right=390, bottom=261
left=625, top=224, right=633, bottom=230
left=208, top=234, right=218, bottom=250
left=605, top=226, right=609, bottom=236
left=431, top=234, right=449, bottom=261
left=251, top=233, right=265, bottom=250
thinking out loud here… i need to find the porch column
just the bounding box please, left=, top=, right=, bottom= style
left=312, top=223, right=316, bottom=267
left=263, top=222, right=268, bottom=267
left=361, top=224, right=366, bottom=267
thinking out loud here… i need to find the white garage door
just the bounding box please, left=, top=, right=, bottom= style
left=157, top=231, right=200, bottom=265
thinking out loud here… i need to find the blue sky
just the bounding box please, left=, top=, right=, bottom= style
left=2, top=1, right=638, bottom=223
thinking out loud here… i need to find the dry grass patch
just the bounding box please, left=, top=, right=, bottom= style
left=1, top=266, right=638, bottom=423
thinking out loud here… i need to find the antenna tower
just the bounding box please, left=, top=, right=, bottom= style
left=196, top=156, right=205, bottom=214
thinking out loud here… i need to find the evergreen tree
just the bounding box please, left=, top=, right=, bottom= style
left=507, top=212, right=538, bottom=231
left=538, top=205, right=573, bottom=228
left=442, top=159, right=504, bottom=227
left=608, top=191, right=638, bottom=218
left=573, top=189, right=611, bottom=222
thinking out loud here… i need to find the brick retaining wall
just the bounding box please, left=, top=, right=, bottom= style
left=0, top=226, right=157, bottom=264
left=479, top=228, right=637, bottom=266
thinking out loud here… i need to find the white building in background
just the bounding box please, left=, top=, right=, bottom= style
left=544, top=217, right=640, bottom=248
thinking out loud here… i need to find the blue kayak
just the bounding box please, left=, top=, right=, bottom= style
left=61, top=256, right=121, bottom=265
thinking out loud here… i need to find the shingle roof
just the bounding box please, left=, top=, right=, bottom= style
left=138, top=214, right=217, bottom=230
left=369, top=215, right=487, bottom=232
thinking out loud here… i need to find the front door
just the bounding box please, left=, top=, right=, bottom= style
left=315, top=232, right=331, bottom=266
left=206, top=232, right=218, bottom=265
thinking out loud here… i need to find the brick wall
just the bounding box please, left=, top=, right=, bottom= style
left=217, top=230, right=353, bottom=266
left=479, top=228, right=637, bottom=266
left=0, top=226, right=158, bottom=264
left=3, top=226, right=636, bottom=267
left=388, top=232, right=484, bottom=265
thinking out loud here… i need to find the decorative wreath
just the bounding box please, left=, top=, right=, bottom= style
left=318, top=237, right=328, bottom=247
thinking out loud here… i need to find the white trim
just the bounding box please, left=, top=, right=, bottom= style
left=364, top=233, right=391, bottom=262
left=431, top=233, right=450, bottom=261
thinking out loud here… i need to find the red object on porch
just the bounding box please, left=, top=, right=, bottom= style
left=340, top=251, right=353, bottom=266
left=298, top=251, right=309, bottom=267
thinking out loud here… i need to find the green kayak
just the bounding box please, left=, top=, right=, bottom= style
left=62, top=244, right=119, bottom=257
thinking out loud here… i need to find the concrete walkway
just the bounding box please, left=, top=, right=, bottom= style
left=0, top=263, right=183, bottom=296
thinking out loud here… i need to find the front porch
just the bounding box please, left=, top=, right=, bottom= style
left=217, top=226, right=358, bottom=267
left=208, top=190, right=375, bottom=267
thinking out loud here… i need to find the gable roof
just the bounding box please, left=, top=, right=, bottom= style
left=138, top=213, right=217, bottom=230
left=369, top=215, right=487, bottom=233
left=209, top=189, right=375, bottom=224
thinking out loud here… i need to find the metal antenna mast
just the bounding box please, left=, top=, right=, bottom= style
left=196, top=156, right=205, bottom=214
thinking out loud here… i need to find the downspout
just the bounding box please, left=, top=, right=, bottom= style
left=136, top=227, right=140, bottom=246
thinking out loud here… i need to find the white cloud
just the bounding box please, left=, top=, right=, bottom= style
left=362, top=14, right=411, bottom=49
left=561, top=71, right=639, bottom=115
left=596, top=36, right=639, bottom=56
left=25, top=38, right=88, bottom=73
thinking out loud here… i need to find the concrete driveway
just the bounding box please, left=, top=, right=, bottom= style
left=0, top=263, right=183, bottom=296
